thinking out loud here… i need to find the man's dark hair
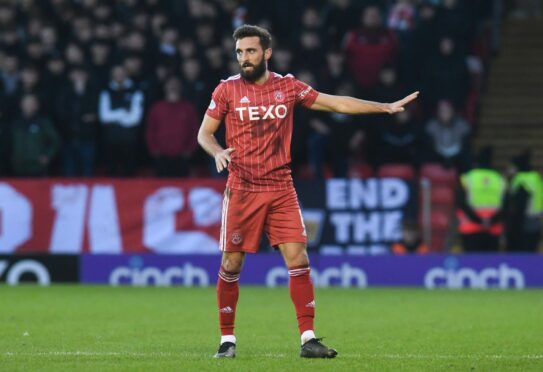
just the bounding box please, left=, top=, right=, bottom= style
left=232, top=24, right=272, bottom=50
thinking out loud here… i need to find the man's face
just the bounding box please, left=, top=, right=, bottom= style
left=112, top=66, right=126, bottom=84
left=21, top=95, right=39, bottom=117
left=437, top=101, right=454, bottom=122
left=236, top=36, right=270, bottom=82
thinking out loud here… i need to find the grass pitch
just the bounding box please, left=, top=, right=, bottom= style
left=0, top=286, right=542, bottom=371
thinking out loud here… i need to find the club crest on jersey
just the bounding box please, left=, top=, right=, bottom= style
left=231, top=232, right=242, bottom=245
left=274, top=90, right=285, bottom=102
left=235, top=104, right=288, bottom=121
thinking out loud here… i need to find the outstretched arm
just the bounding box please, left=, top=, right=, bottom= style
left=309, top=91, right=419, bottom=115
left=197, top=114, right=235, bottom=173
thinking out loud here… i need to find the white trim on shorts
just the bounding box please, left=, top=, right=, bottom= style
left=219, top=189, right=230, bottom=251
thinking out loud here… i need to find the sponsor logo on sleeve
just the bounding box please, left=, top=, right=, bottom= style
left=297, top=86, right=312, bottom=100
left=208, top=99, right=217, bottom=110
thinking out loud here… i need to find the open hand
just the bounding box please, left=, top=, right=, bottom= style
left=385, top=91, right=419, bottom=114
left=215, top=148, right=235, bottom=173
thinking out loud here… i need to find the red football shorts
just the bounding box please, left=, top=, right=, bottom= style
left=219, top=186, right=307, bottom=253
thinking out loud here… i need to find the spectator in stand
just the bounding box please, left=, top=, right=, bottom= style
left=156, top=23, right=179, bottom=70
left=319, top=48, right=350, bottom=93
left=456, top=147, right=506, bottom=252
left=387, top=0, right=419, bottom=90
left=387, top=0, right=416, bottom=34
left=89, top=41, right=113, bottom=89
left=304, top=76, right=359, bottom=179
left=177, top=37, right=197, bottom=60
left=24, top=38, right=46, bottom=69
left=205, top=45, right=227, bottom=86
left=322, top=0, right=360, bottom=47
left=57, top=65, right=98, bottom=177
left=123, top=54, right=150, bottom=96
left=368, top=65, right=410, bottom=166
left=270, top=46, right=294, bottom=77
left=181, top=58, right=210, bottom=114
left=326, top=81, right=363, bottom=178
left=42, top=55, right=66, bottom=123
left=14, top=65, right=47, bottom=116
left=294, top=30, right=325, bottom=76
left=195, top=21, right=217, bottom=49
left=0, top=24, right=19, bottom=54
left=434, top=0, right=474, bottom=50
left=64, top=42, right=86, bottom=67
left=0, top=54, right=19, bottom=100
left=11, top=94, right=60, bottom=177
left=39, top=24, right=59, bottom=57
left=120, top=31, right=149, bottom=65
left=391, top=219, right=429, bottom=254
left=421, top=36, right=470, bottom=111
left=375, top=108, right=421, bottom=167
left=343, top=5, right=399, bottom=93
left=0, top=0, right=495, bottom=179
left=505, top=151, right=543, bottom=252
left=293, top=7, right=326, bottom=75
left=424, top=99, right=471, bottom=171
left=98, top=64, right=145, bottom=176
left=145, top=76, right=199, bottom=177
left=370, top=64, right=407, bottom=104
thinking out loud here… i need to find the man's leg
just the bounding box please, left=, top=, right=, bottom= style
left=279, top=243, right=337, bottom=358
left=279, top=243, right=315, bottom=341
left=215, top=251, right=244, bottom=358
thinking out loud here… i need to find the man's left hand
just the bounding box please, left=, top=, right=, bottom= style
left=385, top=91, right=419, bottom=114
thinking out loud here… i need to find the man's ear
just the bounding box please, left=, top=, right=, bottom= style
left=264, top=48, right=272, bottom=61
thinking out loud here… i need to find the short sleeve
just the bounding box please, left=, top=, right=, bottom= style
left=293, top=78, right=319, bottom=108
left=206, top=82, right=229, bottom=120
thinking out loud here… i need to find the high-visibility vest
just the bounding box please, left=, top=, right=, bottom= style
left=511, top=171, right=543, bottom=217
left=457, top=169, right=506, bottom=235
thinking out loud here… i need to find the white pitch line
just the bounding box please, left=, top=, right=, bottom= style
left=368, top=354, right=543, bottom=360
left=2, top=352, right=543, bottom=360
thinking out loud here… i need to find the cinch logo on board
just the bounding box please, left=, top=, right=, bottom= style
left=266, top=264, right=367, bottom=288
left=424, top=257, right=525, bottom=289
left=109, top=257, right=209, bottom=286
left=235, top=105, right=288, bottom=121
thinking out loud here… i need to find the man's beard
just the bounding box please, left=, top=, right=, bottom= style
left=240, top=58, right=267, bottom=82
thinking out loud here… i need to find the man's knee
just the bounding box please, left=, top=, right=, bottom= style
left=280, top=243, right=309, bottom=268
left=221, top=252, right=245, bottom=273
left=290, top=250, right=309, bottom=267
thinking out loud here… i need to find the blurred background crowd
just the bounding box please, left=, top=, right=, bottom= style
left=0, top=0, right=541, bottom=253
left=0, top=0, right=496, bottom=179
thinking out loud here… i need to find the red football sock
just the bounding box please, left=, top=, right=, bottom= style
left=217, top=266, right=240, bottom=336
left=288, top=265, right=315, bottom=334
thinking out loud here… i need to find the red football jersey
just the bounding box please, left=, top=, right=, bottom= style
left=206, top=72, right=319, bottom=191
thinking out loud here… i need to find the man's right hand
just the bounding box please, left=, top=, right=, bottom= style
left=215, top=148, right=235, bottom=173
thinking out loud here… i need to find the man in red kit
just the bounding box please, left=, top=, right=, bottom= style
left=197, top=25, right=418, bottom=359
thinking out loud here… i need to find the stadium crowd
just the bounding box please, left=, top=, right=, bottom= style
left=1, top=0, right=540, bottom=253
left=0, top=0, right=495, bottom=178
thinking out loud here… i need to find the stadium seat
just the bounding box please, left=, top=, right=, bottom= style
left=430, top=210, right=450, bottom=230
left=348, top=163, right=373, bottom=179
left=431, top=186, right=455, bottom=205
left=377, top=163, right=416, bottom=180
left=430, top=229, right=447, bottom=252
left=420, top=163, right=457, bottom=185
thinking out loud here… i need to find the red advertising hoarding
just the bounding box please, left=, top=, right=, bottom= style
left=0, top=179, right=225, bottom=254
